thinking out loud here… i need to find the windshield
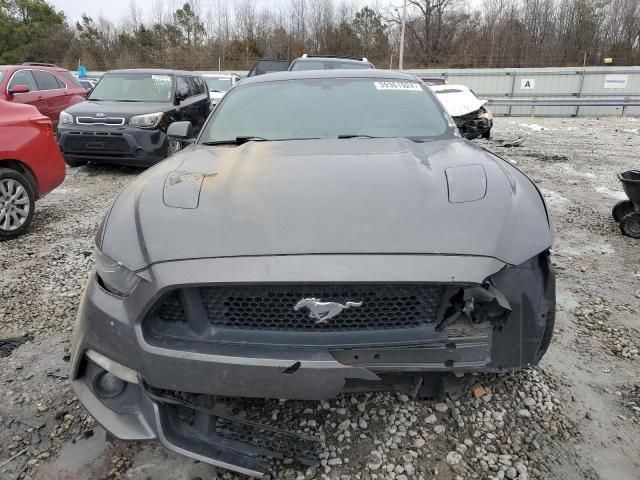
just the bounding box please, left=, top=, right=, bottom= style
left=291, top=60, right=371, bottom=71
left=205, top=77, right=233, bottom=92
left=249, top=60, right=289, bottom=76
left=89, top=73, right=174, bottom=102
left=200, top=78, right=451, bottom=143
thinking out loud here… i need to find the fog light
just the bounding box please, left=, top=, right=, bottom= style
left=93, top=370, right=127, bottom=398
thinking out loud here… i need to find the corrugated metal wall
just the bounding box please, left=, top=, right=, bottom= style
left=405, top=66, right=640, bottom=116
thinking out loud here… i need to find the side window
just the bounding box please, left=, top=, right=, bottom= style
left=8, top=70, right=38, bottom=92
left=176, top=76, right=189, bottom=98
left=197, top=77, right=207, bottom=94
left=54, top=76, right=66, bottom=89
left=33, top=70, right=62, bottom=90
left=187, top=77, right=198, bottom=97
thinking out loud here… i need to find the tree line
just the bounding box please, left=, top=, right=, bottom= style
left=1, top=0, right=639, bottom=71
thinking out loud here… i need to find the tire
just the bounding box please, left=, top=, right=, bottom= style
left=65, top=157, right=87, bottom=168
left=481, top=128, right=491, bottom=139
left=620, top=212, right=640, bottom=238
left=612, top=200, right=634, bottom=223
left=166, top=139, right=183, bottom=157
left=0, top=168, right=36, bottom=240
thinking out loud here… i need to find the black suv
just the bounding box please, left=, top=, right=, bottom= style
left=57, top=69, right=211, bottom=167
left=288, top=55, right=374, bottom=71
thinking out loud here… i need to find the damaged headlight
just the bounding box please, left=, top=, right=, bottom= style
left=94, top=247, right=140, bottom=296
left=129, top=112, right=163, bottom=129
left=479, top=107, right=493, bottom=120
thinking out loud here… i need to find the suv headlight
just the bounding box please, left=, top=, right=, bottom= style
left=129, top=112, right=163, bottom=129
left=94, top=247, right=140, bottom=296
left=60, top=111, right=73, bottom=125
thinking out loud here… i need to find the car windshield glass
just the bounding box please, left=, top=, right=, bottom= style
left=250, top=60, right=288, bottom=75
left=204, top=77, right=233, bottom=92
left=291, top=60, right=371, bottom=71
left=89, top=73, right=174, bottom=102
left=200, top=78, right=451, bottom=143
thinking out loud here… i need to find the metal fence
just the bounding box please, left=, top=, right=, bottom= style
left=84, top=66, right=640, bottom=117
left=405, top=66, right=640, bottom=117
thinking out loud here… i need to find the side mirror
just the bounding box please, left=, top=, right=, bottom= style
left=175, top=86, right=189, bottom=104
left=167, top=121, right=195, bottom=143
left=8, top=84, right=30, bottom=95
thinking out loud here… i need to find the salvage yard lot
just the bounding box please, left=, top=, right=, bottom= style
left=1, top=117, right=639, bottom=480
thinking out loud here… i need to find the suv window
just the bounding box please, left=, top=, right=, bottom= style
left=8, top=70, right=38, bottom=92
left=176, top=76, right=189, bottom=98
left=89, top=72, right=174, bottom=102
left=187, top=77, right=199, bottom=97
left=33, top=70, right=62, bottom=90
left=196, top=77, right=207, bottom=94
left=58, top=71, right=82, bottom=88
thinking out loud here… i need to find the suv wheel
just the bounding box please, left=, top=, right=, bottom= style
left=0, top=168, right=36, bottom=240
left=65, top=157, right=88, bottom=168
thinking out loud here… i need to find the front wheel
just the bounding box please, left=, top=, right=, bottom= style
left=65, top=157, right=87, bottom=168
left=166, top=140, right=183, bottom=157
left=0, top=168, right=36, bottom=240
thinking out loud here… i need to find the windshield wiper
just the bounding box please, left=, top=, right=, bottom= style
left=337, top=134, right=378, bottom=139
left=202, top=136, right=268, bottom=146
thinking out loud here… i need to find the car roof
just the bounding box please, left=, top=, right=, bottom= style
left=104, top=68, right=198, bottom=76
left=202, top=73, right=238, bottom=77
left=295, top=56, right=368, bottom=64
left=239, top=69, right=420, bottom=86
left=0, top=65, right=69, bottom=72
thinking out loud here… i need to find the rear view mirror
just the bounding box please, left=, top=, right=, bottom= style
left=167, top=121, right=195, bottom=143
left=9, top=84, right=30, bottom=95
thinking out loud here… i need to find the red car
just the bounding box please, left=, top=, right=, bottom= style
left=0, top=63, right=87, bottom=128
left=0, top=100, right=66, bottom=239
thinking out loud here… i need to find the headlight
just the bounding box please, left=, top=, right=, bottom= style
left=94, top=247, right=140, bottom=296
left=60, top=111, right=73, bottom=125
left=129, top=112, right=163, bottom=129
left=480, top=108, right=493, bottom=120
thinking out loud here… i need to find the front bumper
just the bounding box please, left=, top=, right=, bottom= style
left=71, top=253, right=554, bottom=476
left=57, top=124, right=170, bottom=166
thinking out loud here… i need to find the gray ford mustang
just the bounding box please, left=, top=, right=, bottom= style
left=71, top=70, right=555, bottom=477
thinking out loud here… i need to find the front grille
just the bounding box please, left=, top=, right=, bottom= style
left=76, top=116, right=125, bottom=125
left=66, top=135, right=129, bottom=152
left=153, top=284, right=446, bottom=331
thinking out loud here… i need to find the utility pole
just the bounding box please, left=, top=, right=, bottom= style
left=399, top=0, right=407, bottom=70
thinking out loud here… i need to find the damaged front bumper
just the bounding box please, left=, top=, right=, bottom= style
left=454, top=107, right=493, bottom=139
left=70, top=252, right=554, bottom=476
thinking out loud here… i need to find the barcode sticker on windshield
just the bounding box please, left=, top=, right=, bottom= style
left=374, top=81, right=422, bottom=91
left=152, top=75, right=171, bottom=83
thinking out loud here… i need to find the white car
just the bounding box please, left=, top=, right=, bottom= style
left=202, top=73, right=241, bottom=106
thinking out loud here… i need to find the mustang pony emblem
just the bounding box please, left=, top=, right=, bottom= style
left=294, top=298, right=363, bottom=324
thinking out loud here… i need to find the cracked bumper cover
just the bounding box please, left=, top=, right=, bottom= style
left=70, top=253, right=554, bottom=476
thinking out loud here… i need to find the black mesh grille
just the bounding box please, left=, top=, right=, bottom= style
left=66, top=135, right=129, bottom=152
left=154, top=284, right=446, bottom=331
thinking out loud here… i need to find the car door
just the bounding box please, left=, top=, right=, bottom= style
left=192, top=76, right=211, bottom=131
left=6, top=70, right=47, bottom=116
left=32, top=70, right=65, bottom=125
left=176, top=76, right=200, bottom=133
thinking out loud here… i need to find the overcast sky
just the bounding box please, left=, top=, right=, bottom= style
left=49, top=0, right=334, bottom=23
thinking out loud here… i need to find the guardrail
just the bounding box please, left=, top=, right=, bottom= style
left=486, top=96, right=640, bottom=116
left=487, top=97, right=640, bottom=107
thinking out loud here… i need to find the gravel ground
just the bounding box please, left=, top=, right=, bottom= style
left=1, top=117, right=639, bottom=480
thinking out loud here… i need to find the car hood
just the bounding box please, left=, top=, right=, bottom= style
left=65, top=100, right=172, bottom=118
left=101, top=138, right=552, bottom=271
